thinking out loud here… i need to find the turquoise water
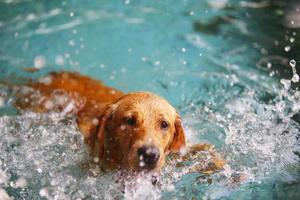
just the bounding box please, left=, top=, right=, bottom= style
left=0, top=0, right=299, bottom=199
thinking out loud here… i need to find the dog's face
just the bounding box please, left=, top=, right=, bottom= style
left=97, top=92, right=186, bottom=171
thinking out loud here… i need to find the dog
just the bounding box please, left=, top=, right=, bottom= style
left=15, top=71, right=224, bottom=172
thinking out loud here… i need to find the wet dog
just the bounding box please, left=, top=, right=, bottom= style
left=15, top=71, right=224, bottom=172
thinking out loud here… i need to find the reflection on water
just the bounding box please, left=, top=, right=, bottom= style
left=0, top=0, right=300, bottom=199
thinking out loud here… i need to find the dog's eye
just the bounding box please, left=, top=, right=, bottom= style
left=160, top=121, right=169, bottom=130
left=126, top=117, right=136, bottom=126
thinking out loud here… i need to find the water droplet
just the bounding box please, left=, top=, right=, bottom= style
left=120, top=125, right=126, bottom=130
left=39, top=187, right=49, bottom=197
left=27, top=13, right=35, bottom=20
left=92, top=118, right=99, bottom=125
left=290, top=37, right=295, bottom=43
left=139, top=161, right=145, bottom=167
left=68, top=40, right=75, bottom=46
left=280, top=79, right=291, bottom=90
left=34, top=55, right=46, bottom=69
left=55, top=55, right=64, bottom=65
left=284, top=46, right=291, bottom=52
left=44, top=100, right=54, bottom=110
left=289, top=59, right=296, bottom=68
left=291, top=74, right=299, bottom=83
left=64, top=53, right=70, bottom=59
left=93, top=157, right=100, bottom=163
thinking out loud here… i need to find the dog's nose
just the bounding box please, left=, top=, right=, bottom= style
left=137, top=145, right=160, bottom=168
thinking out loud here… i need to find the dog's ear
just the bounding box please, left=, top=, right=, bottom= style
left=168, top=114, right=186, bottom=152
left=96, top=104, right=116, bottom=159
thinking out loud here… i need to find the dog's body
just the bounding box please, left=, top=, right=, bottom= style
left=16, top=72, right=123, bottom=145
left=15, top=71, right=224, bottom=172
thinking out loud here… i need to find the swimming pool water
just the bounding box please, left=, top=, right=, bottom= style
left=0, top=0, right=299, bottom=199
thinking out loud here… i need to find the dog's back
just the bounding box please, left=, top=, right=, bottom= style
left=15, top=71, right=123, bottom=145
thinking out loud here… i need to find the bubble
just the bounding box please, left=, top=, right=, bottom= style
left=124, top=0, right=130, bottom=4
left=290, top=37, right=295, bottom=43
left=34, top=55, right=46, bottom=69
left=69, top=12, right=74, bottom=17
left=181, top=48, right=186, bottom=52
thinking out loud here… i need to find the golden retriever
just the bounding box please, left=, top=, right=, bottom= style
left=15, top=71, right=224, bottom=172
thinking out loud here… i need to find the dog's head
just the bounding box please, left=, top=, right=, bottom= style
left=96, top=92, right=186, bottom=171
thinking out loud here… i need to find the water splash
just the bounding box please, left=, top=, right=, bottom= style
left=289, top=59, right=299, bottom=83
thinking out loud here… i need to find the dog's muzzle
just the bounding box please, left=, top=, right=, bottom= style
left=137, top=145, right=160, bottom=169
